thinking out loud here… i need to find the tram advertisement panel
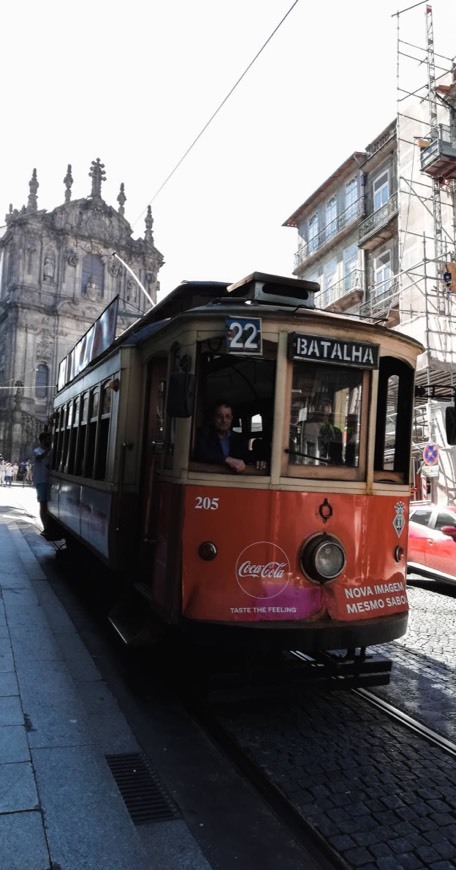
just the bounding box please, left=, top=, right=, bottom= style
left=182, top=487, right=408, bottom=623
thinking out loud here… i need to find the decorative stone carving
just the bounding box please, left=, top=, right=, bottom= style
left=84, top=279, right=100, bottom=301
left=66, top=249, right=78, bottom=266
left=43, top=253, right=55, bottom=283
left=126, top=279, right=138, bottom=303
left=36, top=331, right=53, bottom=360
left=109, top=259, right=122, bottom=277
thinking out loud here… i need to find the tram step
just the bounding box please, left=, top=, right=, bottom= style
left=108, top=591, right=164, bottom=646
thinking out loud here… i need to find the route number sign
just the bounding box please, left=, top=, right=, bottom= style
left=225, top=317, right=262, bottom=355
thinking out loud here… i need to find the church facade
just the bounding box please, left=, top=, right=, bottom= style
left=0, top=159, right=163, bottom=462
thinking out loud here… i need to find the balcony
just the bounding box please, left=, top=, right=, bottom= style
left=316, top=269, right=365, bottom=313
left=358, top=280, right=400, bottom=325
left=420, top=125, right=456, bottom=181
left=293, top=198, right=364, bottom=272
left=358, top=193, right=398, bottom=250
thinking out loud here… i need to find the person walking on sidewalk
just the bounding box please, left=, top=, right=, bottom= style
left=33, top=431, right=52, bottom=536
left=4, top=462, right=13, bottom=486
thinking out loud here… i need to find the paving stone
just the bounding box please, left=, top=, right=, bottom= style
left=0, top=695, right=23, bottom=726
left=376, top=859, right=408, bottom=870
left=352, top=830, right=383, bottom=847
left=0, top=811, right=49, bottom=870
left=367, top=840, right=394, bottom=858
left=343, top=845, right=374, bottom=866
left=0, top=725, right=30, bottom=763
left=433, top=837, right=456, bottom=859
left=0, top=761, right=38, bottom=812
left=327, top=833, right=356, bottom=851
left=416, top=845, right=445, bottom=863
left=396, top=856, right=423, bottom=870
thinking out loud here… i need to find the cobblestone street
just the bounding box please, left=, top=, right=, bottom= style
left=397, top=583, right=456, bottom=669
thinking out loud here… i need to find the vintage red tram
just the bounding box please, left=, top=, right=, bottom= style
left=47, top=272, right=423, bottom=680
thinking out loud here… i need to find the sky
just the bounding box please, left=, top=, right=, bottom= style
left=1, top=0, right=455, bottom=300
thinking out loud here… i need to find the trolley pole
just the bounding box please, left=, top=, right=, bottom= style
left=112, top=252, right=155, bottom=309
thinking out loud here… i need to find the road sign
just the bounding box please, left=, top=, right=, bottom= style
left=423, top=442, right=439, bottom=465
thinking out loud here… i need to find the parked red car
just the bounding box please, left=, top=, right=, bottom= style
left=407, top=502, right=456, bottom=585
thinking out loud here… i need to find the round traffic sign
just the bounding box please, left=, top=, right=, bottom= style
left=423, top=442, right=439, bottom=465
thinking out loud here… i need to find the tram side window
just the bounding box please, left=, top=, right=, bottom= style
left=84, top=387, right=100, bottom=478
left=94, top=382, right=111, bottom=480
left=53, top=406, right=66, bottom=472
left=59, top=405, right=70, bottom=472
left=75, top=392, right=89, bottom=476
left=289, top=362, right=363, bottom=471
left=374, top=357, right=414, bottom=478
left=65, top=398, right=79, bottom=475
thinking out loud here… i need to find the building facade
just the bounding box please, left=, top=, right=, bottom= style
left=284, top=152, right=367, bottom=315
left=284, top=60, right=456, bottom=502
left=0, top=159, right=163, bottom=462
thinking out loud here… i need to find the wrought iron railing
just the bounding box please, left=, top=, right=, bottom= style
left=294, top=198, right=364, bottom=269
left=316, top=269, right=365, bottom=309
left=358, top=280, right=399, bottom=319
left=358, top=192, right=398, bottom=245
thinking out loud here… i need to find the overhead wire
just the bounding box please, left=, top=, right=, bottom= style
left=132, top=0, right=301, bottom=227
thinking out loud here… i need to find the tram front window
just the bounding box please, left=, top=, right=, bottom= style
left=289, top=362, right=363, bottom=470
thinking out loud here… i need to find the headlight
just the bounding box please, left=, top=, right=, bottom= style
left=300, top=534, right=345, bottom=584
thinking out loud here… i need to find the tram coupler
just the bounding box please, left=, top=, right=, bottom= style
left=313, top=648, right=392, bottom=687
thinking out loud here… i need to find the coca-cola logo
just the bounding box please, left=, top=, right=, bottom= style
left=235, top=542, right=290, bottom=598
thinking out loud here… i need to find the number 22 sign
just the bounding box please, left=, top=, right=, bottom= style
left=225, top=317, right=262, bottom=355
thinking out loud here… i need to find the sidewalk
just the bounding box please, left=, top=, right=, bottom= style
left=0, top=488, right=210, bottom=870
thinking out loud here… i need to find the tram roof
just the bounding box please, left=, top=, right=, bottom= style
left=57, top=272, right=424, bottom=392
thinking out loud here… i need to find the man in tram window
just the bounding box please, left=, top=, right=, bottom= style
left=194, top=400, right=251, bottom=472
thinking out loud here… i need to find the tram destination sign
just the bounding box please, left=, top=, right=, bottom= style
left=289, top=333, right=379, bottom=368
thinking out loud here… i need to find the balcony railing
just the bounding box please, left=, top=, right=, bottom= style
left=294, top=198, right=364, bottom=270
left=316, top=269, right=365, bottom=309
left=358, top=192, right=398, bottom=246
left=358, top=280, right=399, bottom=319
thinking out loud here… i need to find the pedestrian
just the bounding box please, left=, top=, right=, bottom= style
left=4, top=462, right=13, bottom=486
left=33, top=432, right=52, bottom=536
left=25, top=460, right=33, bottom=484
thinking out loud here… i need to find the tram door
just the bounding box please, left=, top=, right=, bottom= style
left=138, top=359, right=167, bottom=582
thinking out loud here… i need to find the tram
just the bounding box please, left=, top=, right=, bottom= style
left=47, top=271, right=423, bottom=682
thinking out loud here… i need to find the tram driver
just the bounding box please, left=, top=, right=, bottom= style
left=194, top=401, right=251, bottom=473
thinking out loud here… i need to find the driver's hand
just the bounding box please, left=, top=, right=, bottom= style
left=225, top=457, right=246, bottom=473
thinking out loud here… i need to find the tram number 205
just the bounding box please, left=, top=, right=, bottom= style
left=195, top=496, right=220, bottom=510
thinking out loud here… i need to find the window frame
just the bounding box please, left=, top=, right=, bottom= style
left=373, top=170, right=389, bottom=211
left=284, top=360, right=369, bottom=482
left=308, top=213, right=318, bottom=253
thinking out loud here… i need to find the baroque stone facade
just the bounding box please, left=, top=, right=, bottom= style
left=0, top=159, right=164, bottom=461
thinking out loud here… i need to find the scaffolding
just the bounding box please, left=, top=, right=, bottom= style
left=393, top=2, right=456, bottom=500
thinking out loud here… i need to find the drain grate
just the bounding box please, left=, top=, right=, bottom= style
left=105, top=752, right=181, bottom=825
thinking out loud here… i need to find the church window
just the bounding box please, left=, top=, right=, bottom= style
left=81, top=254, right=105, bottom=298
left=35, top=364, right=49, bottom=400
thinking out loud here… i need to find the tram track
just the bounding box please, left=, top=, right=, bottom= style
left=182, top=678, right=349, bottom=870
left=180, top=649, right=456, bottom=870
left=354, top=687, right=456, bottom=757
left=291, top=648, right=456, bottom=753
